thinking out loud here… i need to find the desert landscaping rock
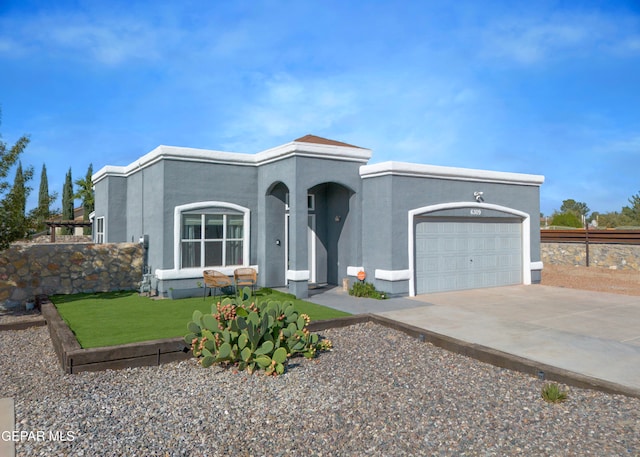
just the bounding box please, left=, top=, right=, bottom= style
left=542, top=264, right=640, bottom=296
left=542, top=242, right=640, bottom=271
left=2, top=323, right=639, bottom=456
left=0, top=242, right=143, bottom=305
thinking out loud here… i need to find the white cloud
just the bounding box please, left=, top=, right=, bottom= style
left=44, top=21, right=161, bottom=65
left=592, top=135, right=640, bottom=157
left=477, top=10, right=640, bottom=65
left=221, top=73, right=359, bottom=149
left=0, top=10, right=169, bottom=65
left=480, top=19, right=590, bottom=64
left=0, top=36, right=24, bottom=56
left=610, top=35, right=640, bottom=56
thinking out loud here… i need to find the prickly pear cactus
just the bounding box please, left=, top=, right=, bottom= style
left=185, top=288, right=332, bottom=376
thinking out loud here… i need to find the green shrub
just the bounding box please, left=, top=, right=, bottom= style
left=349, top=281, right=386, bottom=299
left=185, top=287, right=332, bottom=376
left=541, top=383, right=568, bottom=403
left=549, top=212, right=583, bottom=228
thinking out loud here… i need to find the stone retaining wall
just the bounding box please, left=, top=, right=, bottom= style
left=0, top=243, right=144, bottom=307
left=541, top=242, right=640, bottom=270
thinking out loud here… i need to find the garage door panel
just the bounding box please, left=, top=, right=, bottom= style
left=415, top=218, right=522, bottom=294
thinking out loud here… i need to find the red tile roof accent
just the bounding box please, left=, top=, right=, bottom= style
left=294, top=134, right=364, bottom=149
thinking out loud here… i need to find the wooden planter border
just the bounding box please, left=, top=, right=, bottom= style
left=41, top=302, right=640, bottom=398
left=42, top=302, right=189, bottom=374
left=0, top=317, right=46, bottom=332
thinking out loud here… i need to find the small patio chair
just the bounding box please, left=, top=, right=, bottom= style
left=203, top=270, right=234, bottom=302
left=234, top=267, right=257, bottom=296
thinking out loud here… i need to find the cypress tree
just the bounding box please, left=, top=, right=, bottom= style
left=36, top=164, right=50, bottom=231
left=13, top=162, right=26, bottom=217
left=62, top=168, right=74, bottom=234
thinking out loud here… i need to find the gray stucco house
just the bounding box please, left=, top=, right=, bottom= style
left=92, top=134, right=545, bottom=298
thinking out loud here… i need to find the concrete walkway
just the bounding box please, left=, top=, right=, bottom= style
left=307, top=285, right=640, bottom=395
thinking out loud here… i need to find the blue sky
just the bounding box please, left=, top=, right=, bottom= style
left=1, top=0, right=639, bottom=216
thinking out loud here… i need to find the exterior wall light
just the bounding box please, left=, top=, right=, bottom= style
left=474, top=191, right=484, bottom=202
left=334, top=215, right=341, bottom=222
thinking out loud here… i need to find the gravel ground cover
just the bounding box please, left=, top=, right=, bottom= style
left=542, top=264, right=640, bottom=296
left=2, top=322, right=640, bottom=456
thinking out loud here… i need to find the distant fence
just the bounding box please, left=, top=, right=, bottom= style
left=541, top=230, right=640, bottom=245
left=541, top=230, right=640, bottom=270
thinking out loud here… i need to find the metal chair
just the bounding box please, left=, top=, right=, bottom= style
left=234, top=267, right=257, bottom=296
left=203, top=270, right=233, bottom=301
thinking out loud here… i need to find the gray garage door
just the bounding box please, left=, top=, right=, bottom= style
left=415, top=218, right=522, bottom=294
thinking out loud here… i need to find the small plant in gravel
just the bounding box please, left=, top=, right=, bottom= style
left=541, top=382, right=568, bottom=403
left=185, top=287, right=332, bottom=376
left=349, top=281, right=386, bottom=299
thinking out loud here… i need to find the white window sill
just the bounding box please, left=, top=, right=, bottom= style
left=156, top=265, right=259, bottom=280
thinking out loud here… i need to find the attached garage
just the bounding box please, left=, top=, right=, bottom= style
left=414, top=216, right=522, bottom=294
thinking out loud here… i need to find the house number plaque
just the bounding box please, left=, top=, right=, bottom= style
left=470, top=209, right=482, bottom=216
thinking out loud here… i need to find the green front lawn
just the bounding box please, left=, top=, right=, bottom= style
left=52, top=289, right=350, bottom=349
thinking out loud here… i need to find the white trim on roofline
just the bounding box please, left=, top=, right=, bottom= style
left=93, top=141, right=373, bottom=184
left=257, top=140, right=372, bottom=165
left=360, top=161, right=544, bottom=186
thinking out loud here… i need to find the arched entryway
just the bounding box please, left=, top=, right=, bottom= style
left=263, top=180, right=355, bottom=289
left=307, top=182, right=354, bottom=286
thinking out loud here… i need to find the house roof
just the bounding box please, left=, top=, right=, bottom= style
left=294, top=134, right=365, bottom=149
left=93, top=135, right=372, bottom=183
left=360, top=161, right=545, bottom=187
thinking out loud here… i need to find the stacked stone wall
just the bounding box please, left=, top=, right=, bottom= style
left=0, top=243, right=143, bottom=306
left=541, top=242, right=640, bottom=270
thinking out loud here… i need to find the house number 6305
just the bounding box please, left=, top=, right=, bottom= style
left=470, top=209, right=482, bottom=216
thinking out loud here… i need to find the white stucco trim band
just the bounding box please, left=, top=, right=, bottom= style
left=156, top=266, right=259, bottom=281
left=257, top=141, right=372, bottom=166
left=375, top=269, right=411, bottom=281
left=94, top=142, right=373, bottom=183
left=407, top=202, right=532, bottom=297
left=346, top=266, right=364, bottom=276
left=360, top=161, right=545, bottom=186
left=286, top=270, right=310, bottom=281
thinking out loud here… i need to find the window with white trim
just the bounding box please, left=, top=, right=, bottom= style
left=95, top=217, right=105, bottom=244
left=181, top=210, right=244, bottom=268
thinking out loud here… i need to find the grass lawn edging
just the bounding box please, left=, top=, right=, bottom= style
left=42, top=301, right=368, bottom=375
left=42, top=302, right=190, bottom=374
left=0, top=316, right=46, bottom=331
left=41, top=302, right=640, bottom=399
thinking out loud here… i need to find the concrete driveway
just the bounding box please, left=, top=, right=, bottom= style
left=403, top=285, right=640, bottom=347
left=308, top=284, right=640, bottom=395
